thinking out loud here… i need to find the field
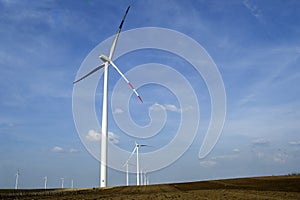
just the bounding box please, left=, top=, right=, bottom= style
left=1, top=175, right=300, bottom=199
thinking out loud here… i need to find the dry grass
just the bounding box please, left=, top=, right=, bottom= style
left=1, top=175, right=300, bottom=199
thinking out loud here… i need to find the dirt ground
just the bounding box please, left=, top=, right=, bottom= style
left=1, top=175, right=300, bottom=200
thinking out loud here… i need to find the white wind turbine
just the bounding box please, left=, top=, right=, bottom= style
left=44, top=176, right=47, bottom=189
left=73, top=5, right=142, bottom=188
left=123, top=160, right=130, bottom=186
left=15, top=169, right=20, bottom=190
left=125, top=142, right=147, bottom=186
left=60, top=178, right=64, bottom=189
left=122, top=158, right=136, bottom=186
left=142, top=169, right=149, bottom=185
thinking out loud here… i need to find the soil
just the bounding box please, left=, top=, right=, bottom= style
left=1, top=175, right=299, bottom=199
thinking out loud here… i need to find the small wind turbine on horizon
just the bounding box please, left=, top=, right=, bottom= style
left=122, top=159, right=136, bottom=186
left=73, top=3, right=142, bottom=188
left=142, top=169, right=149, bottom=186
left=44, top=176, right=47, bottom=189
left=15, top=169, right=20, bottom=190
left=123, top=160, right=130, bottom=186
left=124, top=142, right=148, bottom=186
left=60, top=178, right=64, bottom=189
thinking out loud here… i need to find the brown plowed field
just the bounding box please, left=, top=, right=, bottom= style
left=1, top=175, right=299, bottom=199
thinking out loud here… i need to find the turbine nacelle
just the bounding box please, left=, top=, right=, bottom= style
left=99, top=54, right=110, bottom=63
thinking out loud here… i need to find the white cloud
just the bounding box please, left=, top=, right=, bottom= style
left=86, top=130, right=101, bottom=142
left=289, top=141, right=300, bottom=145
left=243, top=0, right=264, bottom=23
left=149, top=103, right=182, bottom=113
left=164, top=104, right=181, bottom=113
left=200, top=151, right=240, bottom=168
left=51, top=146, right=64, bottom=153
left=200, top=160, right=217, bottom=167
left=86, top=129, right=120, bottom=144
left=149, top=103, right=165, bottom=111
left=211, top=154, right=239, bottom=160
left=69, top=148, right=78, bottom=153
left=252, top=138, right=270, bottom=146
left=108, top=131, right=120, bottom=144
left=51, top=146, right=79, bottom=153
left=113, top=108, right=124, bottom=114
left=233, top=148, right=240, bottom=153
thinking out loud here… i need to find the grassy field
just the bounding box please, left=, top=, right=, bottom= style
left=1, top=175, right=299, bottom=199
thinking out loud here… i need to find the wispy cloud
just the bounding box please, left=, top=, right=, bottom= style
left=113, top=108, right=125, bottom=114
left=149, top=103, right=193, bottom=113
left=164, top=104, right=181, bottom=113
left=243, top=0, right=264, bottom=23
left=252, top=138, right=270, bottom=147
left=211, top=154, right=239, bottom=161
left=108, top=132, right=120, bottom=145
left=0, top=122, right=15, bottom=129
left=233, top=148, right=240, bottom=153
left=51, top=146, right=64, bottom=153
left=51, top=146, right=78, bottom=153
left=86, top=130, right=101, bottom=142
left=289, top=141, right=300, bottom=146
left=200, top=149, right=240, bottom=168
left=85, top=129, right=120, bottom=144
left=200, top=160, right=217, bottom=168
left=69, top=148, right=78, bottom=153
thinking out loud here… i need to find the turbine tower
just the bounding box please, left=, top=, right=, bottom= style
left=44, top=176, right=47, bottom=189
left=73, top=4, right=142, bottom=188
left=15, top=169, right=20, bottom=190
left=122, top=159, right=135, bottom=186
left=123, top=160, right=130, bottom=186
left=60, top=178, right=64, bottom=189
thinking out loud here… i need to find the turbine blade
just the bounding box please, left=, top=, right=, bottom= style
left=123, top=144, right=137, bottom=167
left=73, top=63, right=105, bottom=84
left=119, top=6, right=130, bottom=30
left=122, top=160, right=128, bottom=168
left=110, top=61, right=143, bottom=103
left=128, top=146, right=137, bottom=162
left=109, top=6, right=131, bottom=59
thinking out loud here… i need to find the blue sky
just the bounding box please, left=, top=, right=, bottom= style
left=0, top=0, right=300, bottom=188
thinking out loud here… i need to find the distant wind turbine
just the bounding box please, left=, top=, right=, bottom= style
left=140, top=169, right=143, bottom=185
left=60, top=178, right=64, bottom=189
left=122, top=159, right=135, bottom=186
left=142, top=169, right=149, bottom=185
left=123, top=160, right=130, bottom=186
left=126, top=142, right=147, bottom=186
left=15, top=169, right=20, bottom=190
left=73, top=4, right=142, bottom=188
left=44, top=176, right=47, bottom=189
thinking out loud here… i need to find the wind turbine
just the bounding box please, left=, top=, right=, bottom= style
left=60, top=178, right=64, bottom=189
left=44, top=176, right=47, bottom=189
left=126, top=142, right=147, bottom=186
left=15, top=169, right=20, bottom=190
left=122, top=159, right=136, bottom=186
left=142, top=169, right=149, bottom=185
left=73, top=4, right=142, bottom=188
left=140, top=168, right=143, bottom=185
left=123, top=160, right=130, bottom=186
